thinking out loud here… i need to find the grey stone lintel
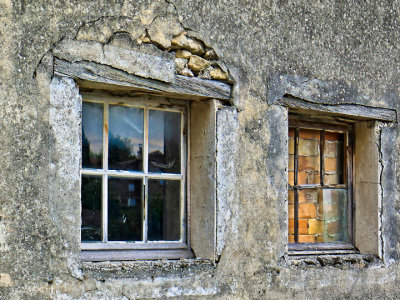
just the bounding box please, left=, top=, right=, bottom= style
left=281, top=96, right=396, bottom=122
left=54, top=58, right=232, bottom=101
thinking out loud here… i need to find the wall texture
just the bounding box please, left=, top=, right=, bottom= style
left=1, top=0, right=400, bottom=299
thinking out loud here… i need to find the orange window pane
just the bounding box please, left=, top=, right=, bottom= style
left=324, top=132, right=344, bottom=184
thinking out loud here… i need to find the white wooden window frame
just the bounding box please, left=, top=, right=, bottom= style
left=81, top=94, right=190, bottom=254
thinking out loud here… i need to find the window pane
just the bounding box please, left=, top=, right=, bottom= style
left=288, top=189, right=294, bottom=243
left=148, top=110, right=181, bottom=174
left=148, top=179, right=181, bottom=241
left=297, top=189, right=320, bottom=243
left=295, top=188, right=348, bottom=243
left=298, top=129, right=320, bottom=185
left=325, top=132, right=345, bottom=185
left=288, top=128, right=294, bottom=186
left=82, top=102, right=103, bottom=169
left=319, top=189, right=349, bottom=243
left=108, top=178, right=142, bottom=241
left=81, top=176, right=102, bottom=242
left=109, top=105, right=144, bottom=171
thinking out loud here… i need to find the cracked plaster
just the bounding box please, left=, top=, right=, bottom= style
left=1, top=1, right=400, bottom=299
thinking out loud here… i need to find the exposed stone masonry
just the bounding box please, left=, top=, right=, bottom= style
left=141, top=30, right=230, bottom=81
left=74, top=12, right=230, bottom=83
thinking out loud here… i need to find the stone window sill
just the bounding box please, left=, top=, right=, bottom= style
left=287, top=253, right=381, bottom=268
left=80, top=259, right=215, bottom=280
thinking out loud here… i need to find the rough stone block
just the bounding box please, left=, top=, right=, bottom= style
left=148, top=14, right=183, bottom=49
left=188, top=55, right=210, bottom=72
left=299, top=129, right=320, bottom=140
left=308, top=219, right=323, bottom=235
left=325, top=141, right=342, bottom=158
left=298, top=189, right=318, bottom=203
left=325, top=131, right=342, bottom=141
left=289, top=139, right=294, bottom=154
left=327, top=221, right=339, bottom=235
left=171, top=31, right=205, bottom=55
left=298, top=170, right=320, bottom=185
left=298, top=203, right=317, bottom=219
left=288, top=204, right=294, bottom=219
left=298, top=234, right=315, bottom=243
left=176, top=49, right=192, bottom=59
left=210, top=67, right=229, bottom=81
left=325, top=157, right=340, bottom=172
left=288, top=154, right=294, bottom=171
left=298, top=155, right=320, bottom=171
left=288, top=219, right=307, bottom=234
left=298, top=139, right=319, bottom=156
left=288, top=171, right=294, bottom=185
left=288, top=189, right=294, bottom=203
left=324, top=173, right=340, bottom=185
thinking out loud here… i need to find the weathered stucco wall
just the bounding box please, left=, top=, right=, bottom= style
left=1, top=0, right=400, bottom=299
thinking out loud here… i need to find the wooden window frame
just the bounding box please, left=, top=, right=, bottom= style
left=81, top=94, right=193, bottom=261
left=288, top=117, right=358, bottom=254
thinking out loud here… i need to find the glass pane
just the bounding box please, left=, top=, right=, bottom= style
left=81, top=176, right=102, bottom=242
left=82, top=102, right=103, bottom=169
left=288, top=128, right=294, bottom=186
left=288, top=189, right=294, bottom=243
left=148, top=179, right=181, bottom=241
left=108, top=178, right=142, bottom=241
left=148, top=110, right=181, bottom=174
left=109, top=105, right=144, bottom=171
left=297, top=188, right=319, bottom=243
left=324, top=132, right=345, bottom=185
left=319, top=189, right=349, bottom=243
left=295, top=188, right=348, bottom=243
left=298, top=129, right=320, bottom=185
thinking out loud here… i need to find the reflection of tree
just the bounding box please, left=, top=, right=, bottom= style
left=82, top=130, right=102, bottom=168
left=108, top=134, right=142, bottom=170
left=108, top=179, right=142, bottom=241
left=81, top=177, right=102, bottom=241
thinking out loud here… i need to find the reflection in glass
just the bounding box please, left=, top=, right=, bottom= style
left=82, top=102, right=103, bottom=169
left=321, top=189, right=348, bottom=243
left=81, top=176, right=102, bottom=242
left=109, top=105, right=144, bottom=171
left=298, top=128, right=320, bottom=185
left=149, top=110, right=181, bottom=174
left=324, top=132, right=345, bottom=185
left=288, top=128, right=294, bottom=186
left=288, top=189, right=294, bottom=243
left=108, top=178, right=142, bottom=241
left=148, top=180, right=181, bottom=241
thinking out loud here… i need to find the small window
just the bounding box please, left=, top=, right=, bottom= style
left=288, top=117, right=354, bottom=251
left=81, top=96, right=189, bottom=258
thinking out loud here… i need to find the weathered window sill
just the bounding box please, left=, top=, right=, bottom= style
left=287, top=253, right=381, bottom=269
left=288, top=242, right=359, bottom=256
left=80, top=259, right=215, bottom=280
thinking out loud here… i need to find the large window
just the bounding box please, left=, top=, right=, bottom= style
left=81, top=97, right=187, bottom=252
left=288, top=117, right=354, bottom=250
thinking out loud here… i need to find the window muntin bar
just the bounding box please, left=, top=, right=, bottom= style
left=81, top=97, right=187, bottom=249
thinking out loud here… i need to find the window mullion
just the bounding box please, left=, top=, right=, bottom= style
left=180, top=111, right=185, bottom=243
left=320, top=130, right=325, bottom=187
left=102, top=102, right=109, bottom=243
left=143, top=108, right=149, bottom=243
left=294, top=127, right=299, bottom=243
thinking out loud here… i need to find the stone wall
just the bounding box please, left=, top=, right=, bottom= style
left=1, top=1, right=400, bottom=299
